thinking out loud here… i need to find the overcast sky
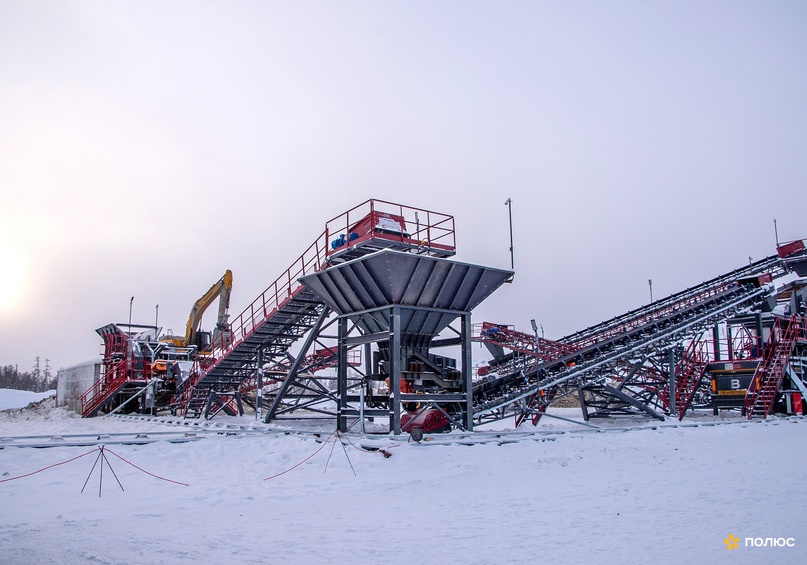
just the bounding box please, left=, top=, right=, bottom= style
left=1, top=1, right=805, bottom=371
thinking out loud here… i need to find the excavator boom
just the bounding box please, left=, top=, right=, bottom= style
left=163, top=270, right=233, bottom=349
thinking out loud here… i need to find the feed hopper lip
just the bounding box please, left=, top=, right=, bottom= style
left=299, top=250, right=513, bottom=340
left=301, top=249, right=512, bottom=314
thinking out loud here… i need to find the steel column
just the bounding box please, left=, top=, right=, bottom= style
left=713, top=324, right=721, bottom=362
left=256, top=348, right=263, bottom=421
left=461, top=313, right=474, bottom=430
left=337, top=316, right=349, bottom=432
left=390, top=306, right=402, bottom=435
left=668, top=348, right=676, bottom=416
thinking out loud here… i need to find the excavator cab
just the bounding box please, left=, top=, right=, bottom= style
left=160, top=270, right=233, bottom=351
left=194, top=331, right=212, bottom=352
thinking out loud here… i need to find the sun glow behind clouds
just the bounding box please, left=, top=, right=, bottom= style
left=0, top=239, right=25, bottom=314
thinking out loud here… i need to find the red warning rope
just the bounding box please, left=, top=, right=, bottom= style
left=264, top=431, right=337, bottom=481
left=0, top=448, right=98, bottom=483
left=104, top=448, right=189, bottom=487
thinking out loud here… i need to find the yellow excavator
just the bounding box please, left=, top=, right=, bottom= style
left=161, top=270, right=233, bottom=351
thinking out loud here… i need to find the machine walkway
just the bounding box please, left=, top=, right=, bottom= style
left=176, top=200, right=456, bottom=418
left=556, top=255, right=785, bottom=350
left=472, top=256, right=794, bottom=426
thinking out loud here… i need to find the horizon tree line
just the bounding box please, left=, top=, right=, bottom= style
left=0, top=357, right=57, bottom=392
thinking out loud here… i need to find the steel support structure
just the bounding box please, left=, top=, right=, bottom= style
left=329, top=304, right=475, bottom=434
left=161, top=200, right=460, bottom=420
left=473, top=281, right=775, bottom=426
left=263, top=306, right=332, bottom=423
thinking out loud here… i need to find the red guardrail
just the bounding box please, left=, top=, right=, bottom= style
left=80, top=359, right=138, bottom=416
left=178, top=199, right=456, bottom=413
left=203, top=199, right=455, bottom=374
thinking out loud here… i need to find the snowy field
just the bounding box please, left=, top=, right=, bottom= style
left=1, top=389, right=805, bottom=564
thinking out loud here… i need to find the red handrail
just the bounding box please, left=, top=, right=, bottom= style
left=745, top=315, right=802, bottom=418
left=80, top=359, right=139, bottom=416
left=674, top=337, right=709, bottom=419
left=177, top=199, right=456, bottom=414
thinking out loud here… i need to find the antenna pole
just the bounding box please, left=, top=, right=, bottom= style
left=774, top=218, right=779, bottom=246
left=505, top=198, right=514, bottom=274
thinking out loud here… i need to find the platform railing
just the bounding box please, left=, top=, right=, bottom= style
left=563, top=280, right=768, bottom=353
left=324, top=199, right=456, bottom=258
left=177, top=199, right=457, bottom=414
left=80, top=359, right=145, bottom=416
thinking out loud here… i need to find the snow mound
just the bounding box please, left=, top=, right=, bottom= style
left=0, top=392, right=77, bottom=423
left=0, top=389, right=56, bottom=411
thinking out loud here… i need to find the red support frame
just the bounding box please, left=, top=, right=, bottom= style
left=176, top=200, right=455, bottom=416
left=324, top=199, right=456, bottom=259
left=80, top=326, right=152, bottom=416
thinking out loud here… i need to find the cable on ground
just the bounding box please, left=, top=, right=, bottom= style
left=104, top=447, right=189, bottom=486
left=0, top=448, right=98, bottom=484
left=264, top=431, right=337, bottom=481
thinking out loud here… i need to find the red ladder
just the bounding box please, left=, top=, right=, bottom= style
left=674, top=337, right=709, bottom=420
left=745, top=316, right=800, bottom=419
left=515, top=386, right=560, bottom=427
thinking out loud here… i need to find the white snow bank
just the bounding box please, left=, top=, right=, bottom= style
left=0, top=389, right=56, bottom=410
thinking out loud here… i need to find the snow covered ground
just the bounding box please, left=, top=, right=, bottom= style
left=1, top=389, right=805, bottom=564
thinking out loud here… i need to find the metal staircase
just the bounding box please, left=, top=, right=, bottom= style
left=176, top=238, right=329, bottom=417
left=673, top=337, right=709, bottom=420
left=175, top=200, right=456, bottom=418
left=745, top=316, right=801, bottom=419
left=80, top=359, right=135, bottom=417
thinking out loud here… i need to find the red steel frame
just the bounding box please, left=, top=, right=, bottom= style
left=80, top=327, right=151, bottom=416
left=744, top=315, right=805, bottom=418
left=175, top=200, right=455, bottom=415
left=473, top=322, right=577, bottom=364
left=673, top=336, right=710, bottom=420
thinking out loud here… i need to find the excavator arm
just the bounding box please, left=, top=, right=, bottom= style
left=163, top=270, right=233, bottom=349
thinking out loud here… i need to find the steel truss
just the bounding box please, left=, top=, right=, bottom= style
left=250, top=299, right=480, bottom=434
left=473, top=281, right=775, bottom=426
left=258, top=250, right=512, bottom=433
left=334, top=306, right=475, bottom=434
